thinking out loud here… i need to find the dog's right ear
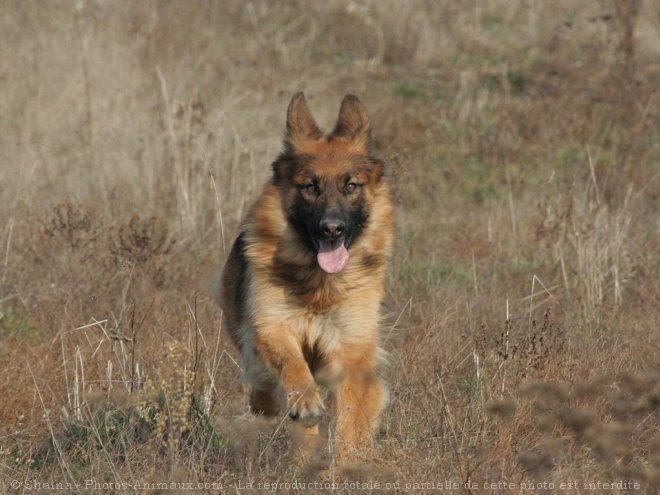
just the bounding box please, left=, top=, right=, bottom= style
left=331, top=94, right=370, bottom=149
left=285, top=92, right=322, bottom=152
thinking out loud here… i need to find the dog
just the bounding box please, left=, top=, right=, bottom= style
left=213, top=92, right=393, bottom=461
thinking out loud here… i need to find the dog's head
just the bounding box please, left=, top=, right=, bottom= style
left=272, top=93, right=384, bottom=274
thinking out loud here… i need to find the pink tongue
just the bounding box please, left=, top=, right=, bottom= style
left=317, top=239, right=349, bottom=273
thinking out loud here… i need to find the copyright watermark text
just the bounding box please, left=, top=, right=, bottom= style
left=6, top=478, right=642, bottom=492
left=7, top=480, right=225, bottom=491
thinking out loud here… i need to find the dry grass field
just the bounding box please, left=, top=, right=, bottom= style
left=1, top=1, right=659, bottom=493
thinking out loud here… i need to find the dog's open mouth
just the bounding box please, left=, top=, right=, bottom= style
left=317, top=239, right=349, bottom=274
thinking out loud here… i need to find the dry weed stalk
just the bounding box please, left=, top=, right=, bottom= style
left=538, top=159, right=636, bottom=324
left=476, top=308, right=565, bottom=394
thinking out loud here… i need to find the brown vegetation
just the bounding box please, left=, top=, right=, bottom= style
left=1, top=1, right=658, bottom=493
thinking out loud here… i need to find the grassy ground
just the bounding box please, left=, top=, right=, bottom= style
left=1, top=1, right=659, bottom=493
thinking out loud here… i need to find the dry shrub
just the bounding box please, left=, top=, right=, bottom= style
left=510, top=371, right=660, bottom=484
left=476, top=309, right=566, bottom=390
left=138, top=341, right=196, bottom=456
left=31, top=202, right=104, bottom=269
left=109, top=214, right=174, bottom=288
left=42, top=202, right=101, bottom=255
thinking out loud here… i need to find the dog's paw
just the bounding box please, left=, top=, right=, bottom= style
left=286, top=384, right=324, bottom=427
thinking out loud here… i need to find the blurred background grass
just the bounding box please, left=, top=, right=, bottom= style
left=1, top=0, right=659, bottom=490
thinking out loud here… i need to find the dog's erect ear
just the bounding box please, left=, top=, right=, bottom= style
left=331, top=94, right=370, bottom=147
left=286, top=92, right=322, bottom=150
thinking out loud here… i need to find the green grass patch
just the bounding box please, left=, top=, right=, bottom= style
left=456, top=374, right=479, bottom=394
left=393, top=82, right=421, bottom=98
left=0, top=306, right=44, bottom=343
left=405, top=260, right=471, bottom=285
left=480, top=70, right=528, bottom=94
left=31, top=395, right=230, bottom=470
left=481, top=14, right=504, bottom=29
left=456, top=158, right=504, bottom=204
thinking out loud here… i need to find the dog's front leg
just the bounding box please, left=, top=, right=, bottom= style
left=332, top=352, right=387, bottom=462
left=255, top=329, right=324, bottom=426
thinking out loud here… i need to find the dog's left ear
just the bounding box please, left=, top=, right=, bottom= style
left=331, top=94, right=370, bottom=148
left=286, top=92, right=322, bottom=151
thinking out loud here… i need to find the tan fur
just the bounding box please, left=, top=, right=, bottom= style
left=214, top=93, right=393, bottom=462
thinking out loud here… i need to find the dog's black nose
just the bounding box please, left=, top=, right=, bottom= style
left=320, top=218, right=345, bottom=238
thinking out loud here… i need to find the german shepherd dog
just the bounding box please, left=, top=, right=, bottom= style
left=214, top=93, right=393, bottom=460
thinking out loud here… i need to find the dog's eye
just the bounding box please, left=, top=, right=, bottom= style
left=303, top=183, right=318, bottom=195
left=345, top=182, right=360, bottom=194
